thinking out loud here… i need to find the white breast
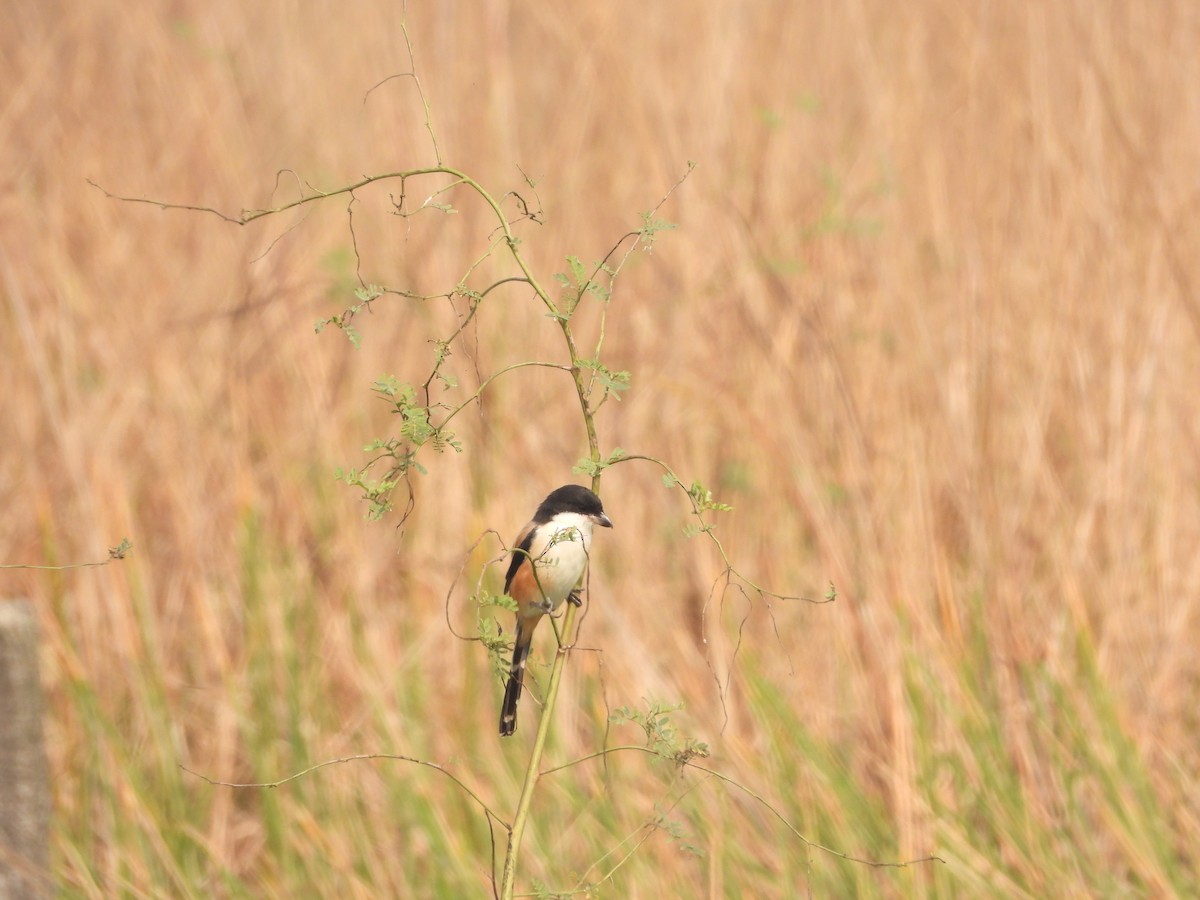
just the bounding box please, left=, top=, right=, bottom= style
left=527, top=512, right=595, bottom=610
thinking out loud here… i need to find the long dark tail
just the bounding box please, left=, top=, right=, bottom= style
left=499, top=625, right=531, bottom=737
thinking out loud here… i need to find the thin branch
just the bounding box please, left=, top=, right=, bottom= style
left=574, top=776, right=708, bottom=892
left=1, top=539, right=132, bottom=570
left=611, top=454, right=831, bottom=604
left=443, top=529, right=506, bottom=642
left=180, top=752, right=504, bottom=827
left=692, top=761, right=945, bottom=869
left=248, top=206, right=314, bottom=264
left=346, top=194, right=366, bottom=287
left=419, top=271, right=531, bottom=408
left=434, top=361, right=572, bottom=431
left=402, top=1, right=441, bottom=165
left=590, top=162, right=697, bottom=390
left=710, top=577, right=752, bottom=736
left=88, top=167, right=460, bottom=225
left=540, top=744, right=653, bottom=777
left=361, top=8, right=441, bottom=164
left=542, top=745, right=945, bottom=870
left=568, top=782, right=701, bottom=896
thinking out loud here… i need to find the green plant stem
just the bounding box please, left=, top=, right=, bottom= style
left=499, top=601, right=581, bottom=900
left=564, top=331, right=601, bottom=460
left=499, top=333, right=599, bottom=898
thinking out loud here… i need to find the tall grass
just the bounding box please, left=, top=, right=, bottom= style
left=3, top=0, right=1199, bottom=896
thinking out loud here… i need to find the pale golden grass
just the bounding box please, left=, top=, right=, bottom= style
left=3, top=0, right=1200, bottom=896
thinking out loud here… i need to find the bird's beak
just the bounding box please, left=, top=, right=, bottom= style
left=596, top=513, right=613, bottom=528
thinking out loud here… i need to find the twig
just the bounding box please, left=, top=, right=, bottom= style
left=1, top=539, right=132, bottom=570
left=180, top=752, right=504, bottom=826
left=542, top=745, right=945, bottom=870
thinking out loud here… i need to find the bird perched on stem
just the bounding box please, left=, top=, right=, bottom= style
left=499, top=484, right=612, bottom=737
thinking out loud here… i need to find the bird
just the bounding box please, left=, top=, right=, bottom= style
left=499, top=484, right=613, bottom=737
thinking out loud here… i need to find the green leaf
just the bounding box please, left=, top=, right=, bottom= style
left=483, top=593, right=518, bottom=614
left=107, top=538, right=133, bottom=560
left=573, top=447, right=628, bottom=478
left=573, top=457, right=602, bottom=477
left=576, top=357, right=631, bottom=399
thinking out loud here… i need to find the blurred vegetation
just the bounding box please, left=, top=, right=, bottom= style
left=3, top=1, right=1199, bottom=897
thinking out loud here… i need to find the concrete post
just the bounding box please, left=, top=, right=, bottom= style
left=0, top=600, right=50, bottom=898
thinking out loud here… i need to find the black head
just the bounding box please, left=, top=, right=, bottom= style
left=534, top=484, right=613, bottom=528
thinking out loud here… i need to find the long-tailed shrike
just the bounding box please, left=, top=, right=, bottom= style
left=499, top=484, right=612, bottom=736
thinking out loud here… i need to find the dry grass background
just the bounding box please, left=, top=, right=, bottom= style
left=3, top=1, right=1200, bottom=897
